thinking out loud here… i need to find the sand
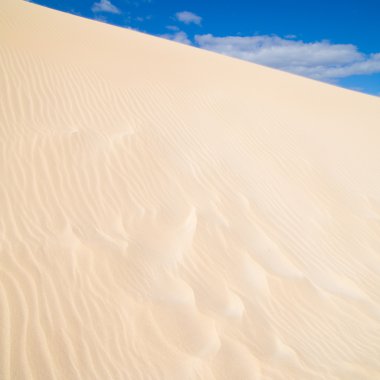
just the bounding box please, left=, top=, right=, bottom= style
left=1, top=0, right=380, bottom=379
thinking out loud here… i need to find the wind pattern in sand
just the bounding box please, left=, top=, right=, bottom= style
left=1, top=1, right=380, bottom=379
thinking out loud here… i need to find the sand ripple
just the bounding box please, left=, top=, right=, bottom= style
left=1, top=0, right=380, bottom=379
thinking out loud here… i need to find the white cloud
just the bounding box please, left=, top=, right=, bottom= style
left=161, top=31, right=191, bottom=45
left=92, top=0, right=121, bottom=14
left=194, top=34, right=380, bottom=81
left=175, top=11, right=202, bottom=26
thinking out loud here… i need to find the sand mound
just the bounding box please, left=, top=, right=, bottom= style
left=1, top=1, right=380, bottom=379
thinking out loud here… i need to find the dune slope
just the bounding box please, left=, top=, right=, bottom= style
left=1, top=1, right=380, bottom=379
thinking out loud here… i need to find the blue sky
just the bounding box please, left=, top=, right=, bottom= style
left=29, top=0, right=380, bottom=96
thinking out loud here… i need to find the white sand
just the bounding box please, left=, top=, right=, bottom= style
left=1, top=1, right=380, bottom=379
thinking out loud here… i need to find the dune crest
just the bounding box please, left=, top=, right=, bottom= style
left=1, top=0, right=380, bottom=379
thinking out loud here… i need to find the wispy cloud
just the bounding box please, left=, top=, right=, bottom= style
left=161, top=31, right=191, bottom=45
left=92, top=0, right=121, bottom=14
left=175, top=11, right=202, bottom=26
left=136, top=15, right=153, bottom=22
left=93, top=14, right=108, bottom=22
left=194, top=34, right=380, bottom=81
left=166, top=25, right=180, bottom=32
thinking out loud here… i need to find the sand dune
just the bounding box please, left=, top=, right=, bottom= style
left=1, top=0, right=380, bottom=379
